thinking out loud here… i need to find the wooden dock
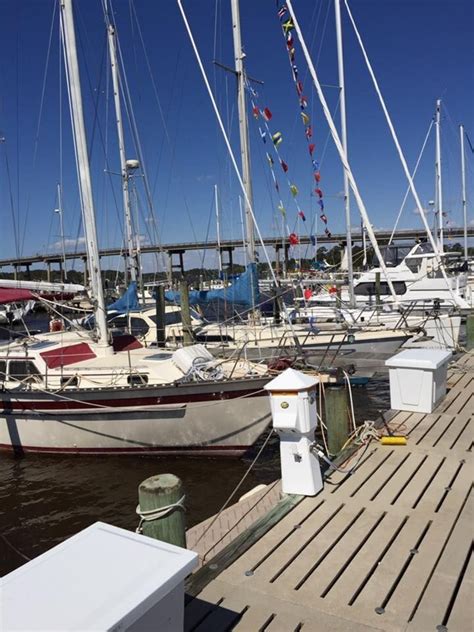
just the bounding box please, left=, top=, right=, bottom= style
left=185, top=351, right=473, bottom=631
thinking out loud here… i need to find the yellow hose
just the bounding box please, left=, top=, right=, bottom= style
left=380, top=436, right=407, bottom=446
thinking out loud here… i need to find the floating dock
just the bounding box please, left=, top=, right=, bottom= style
left=185, top=351, right=473, bottom=631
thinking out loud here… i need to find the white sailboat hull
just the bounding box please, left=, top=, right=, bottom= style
left=0, top=379, right=271, bottom=456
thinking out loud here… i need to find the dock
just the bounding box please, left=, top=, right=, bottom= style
left=184, top=351, right=473, bottom=631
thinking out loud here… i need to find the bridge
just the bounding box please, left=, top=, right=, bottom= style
left=0, top=227, right=471, bottom=281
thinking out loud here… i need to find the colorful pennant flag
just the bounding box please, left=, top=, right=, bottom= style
left=290, top=184, right=298, bottom=197
left=298, top=211, right=306, bottom=221
left=272, top=132, right=283, bottom=146
left=263, top=107, right=273, bottom=121
left=280, top=159, right=288, bottom=173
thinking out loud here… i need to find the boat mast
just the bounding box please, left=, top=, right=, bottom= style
left=60, top=0, right=110, bottom=347
left=105, top=8, right=138, bottom=285
left=460, top=124, right=468, bottom=262
left=334, top=0, right=355, bottom=307
left=214, top=184, right=223, bottom=274
left=435, top=99, right=444, bottom=252
left=230, top=0, right=255, bottom=265
left=55, top=182, right=67, bottom=282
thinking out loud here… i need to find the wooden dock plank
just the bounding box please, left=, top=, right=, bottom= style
left=407, top=490, right=473, bottom=630
left=226, top=499, right=346, bottom=585
left=185, top=350, right=474, bottom=632
left=329, top=448, right=395, bottom=500
left=445, top=552, right=474, bottom=632
left=296, top=507, right=386, bottom=598
left=324, top=512, right=408, bottom=605
left=268, top=504, right=366, bottom=590
left=220, top=495, right=322, bottom=579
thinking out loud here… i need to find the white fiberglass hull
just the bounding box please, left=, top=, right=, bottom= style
left=0, top=380, right=271, bottom=456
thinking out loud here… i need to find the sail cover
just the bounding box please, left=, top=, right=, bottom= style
left=164, top=263, right=259, bottom=307
left=0, top=288, right=74, bottom=304
left=108, top=282, right=140, bottom=313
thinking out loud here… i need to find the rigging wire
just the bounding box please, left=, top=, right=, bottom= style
left=20, top=0, right=58, bottom=258
left=388, top=118, right=435, bottom=246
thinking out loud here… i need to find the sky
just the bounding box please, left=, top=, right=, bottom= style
left=0, top=0, right=473, bottom=272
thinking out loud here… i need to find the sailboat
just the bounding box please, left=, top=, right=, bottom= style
left=0, top=0, right=271, bottom=456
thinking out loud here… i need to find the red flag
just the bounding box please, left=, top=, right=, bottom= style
left=286, top=35, right=294, bottom=49
left=252, top=106, right=259, bottom=119
left=296, top=81, right=304, bottom=96
left=289, top=232, right=299, bottom=245
left=314, top=171, right=321, bottom=182
left=263, top=107, right=272, bottom=121
left=305, top=125, right=313, bottom=139
left=308, top=143, right=315, bottom=156
left=315, top=188, right=323, bottom=198
left=280, top=159, right=288, bottom=173
left=298, top=211, right=306, bottom=221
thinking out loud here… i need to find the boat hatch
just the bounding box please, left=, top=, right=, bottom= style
left=29, top=341, right=57, bottom=350
left=41, top=342, right=97, bottom=369
left=145, top=353, right=174, bottom=361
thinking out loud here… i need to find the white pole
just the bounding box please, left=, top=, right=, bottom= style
left=285, top=0, right=399, bottom=301
left=334, top=0, right=355, bottom=307
left=214, top=184, right=223, bottom=274
left=460, top=125, right=468, bottom=262
left=342, top=0, right=458, bottom=306
left=230, top=0, right=255, bottom=265
left=238, top=195, right=248, bottom=268
left=435, top=99, right=444, bottom=252
left=60, top=0, right=110, bottom=348
left=106, top=19, right=138, bottom=283
left=56, top=183, right=67, bottom=279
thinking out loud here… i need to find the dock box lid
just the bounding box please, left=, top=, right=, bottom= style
left=385, top=349, right=452, bottom=370
left=1, top=521, right=198, bottom=631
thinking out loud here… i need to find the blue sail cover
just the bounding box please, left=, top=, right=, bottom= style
left=108, top=281, right=140, bottom=313
left=164, top=263, right=259, bottom=307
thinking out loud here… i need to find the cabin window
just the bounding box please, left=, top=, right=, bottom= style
left=127, top=373, right=148, bottom=386
left=60, top=376, right=79, bottom=387
left=8, top=360, right=41, bottom=382
left=108, top=315, right=128, bottom=330
left=150, top=311, right=183, bottom=326
left=130, top=318, right=150, bottom=337
left=0, top=361, right=6, bottom=379
left=354, top=282, right=407, bottom=296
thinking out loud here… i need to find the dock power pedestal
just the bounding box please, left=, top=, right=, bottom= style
left=265, top=368, right=323, bottom=496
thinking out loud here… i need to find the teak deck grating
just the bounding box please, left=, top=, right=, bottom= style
left=185, top=351, right=474, bottom=631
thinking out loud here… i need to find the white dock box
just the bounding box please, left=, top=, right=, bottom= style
left=385, top=349, right=451, bottom=414
left=1, top=521, right=198, bottom=631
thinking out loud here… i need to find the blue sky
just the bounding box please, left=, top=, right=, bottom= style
left=0, top=0, right=473, bottom=271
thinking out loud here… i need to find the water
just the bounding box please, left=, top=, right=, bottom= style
left=0, top=375, right=390, bottom=576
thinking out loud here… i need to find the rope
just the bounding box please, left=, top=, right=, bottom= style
left=193, top=427, right=275, bottom=548
left=135, top=495, right=186, bottom=534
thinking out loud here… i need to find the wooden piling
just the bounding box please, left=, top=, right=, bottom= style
left=138, top=474, right=186, bottom=548
left=180, top=280, right=193, bottom=346
left=324, top=386, right=349, bottom=455
left=375, top=271, right=381, bottom=307
left=466, top=313, right=474, bottom=351
left=155, top=285, right=166, bottom=348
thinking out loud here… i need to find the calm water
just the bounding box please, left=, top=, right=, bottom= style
left=0, top=375, right=390, bottom=576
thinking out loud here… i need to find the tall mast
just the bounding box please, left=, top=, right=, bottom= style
left=60, top=0, right=110, bottom=347
left=230, top=0, right=255, bottom=265
left=435, top=99, right=444, bottom=252
left=55, top=182, right=67, bottom=281
left=214, top=184, right=223, bottom=274
left=105, top=10, right=138, bottom=284
left=334, top=0, right=355, bottom=307
left=460, top=124, right=468, bottom=262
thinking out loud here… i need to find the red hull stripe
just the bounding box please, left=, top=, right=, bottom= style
left=2, top=389, right=267, bottom=411
left=0, top=443, right=248, bottom=454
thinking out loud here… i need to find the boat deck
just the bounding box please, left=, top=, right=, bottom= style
left=184, top=351, right=474, bottom=631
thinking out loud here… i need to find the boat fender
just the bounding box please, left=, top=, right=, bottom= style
left=380, top=436, right=407, bottom=446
